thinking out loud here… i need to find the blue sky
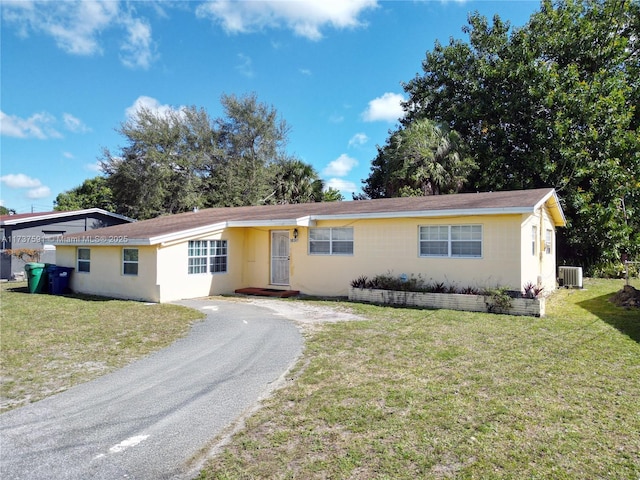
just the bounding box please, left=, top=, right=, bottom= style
left=1, top=0, right=541, bottom=213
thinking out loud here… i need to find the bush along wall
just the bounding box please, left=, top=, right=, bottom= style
left=349, top=274, right=545, bottom=317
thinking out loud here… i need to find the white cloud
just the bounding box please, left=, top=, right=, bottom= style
left=27, top=186, right=51, bottom=199
left=0, top=174, right=52, bottom=199
left=2, top=0, right=156, bottom=69
left=3, top=0, right=118, bottom=55
left=0, top=111, right=61, bottom=139
left=125, top=96, right=183, bottom=120
left=323, top=154, right=358, bottom=177
left=196, top=0, right=378, bottom=40
left=1, top=173, right=42, bottom=189
left=120, top=15, right=156, bottom=69
left=348, top=132, right=368, bottom=147
left=299, top=68, right=312, bottom=76
left=325, top=178, right=358, bottom=194
left=362, top=92, right=406, bottom=123
left=235, top=53, right=254, bottom=77
left=63, top=113, right=91, bottom=133
left=63, top=151, right=75, bottom=159
left=85, top=161, right=102, bottom=172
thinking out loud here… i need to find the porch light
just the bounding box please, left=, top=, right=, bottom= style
left=293, top=228, right=299, bottom=239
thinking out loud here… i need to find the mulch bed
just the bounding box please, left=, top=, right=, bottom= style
left=609, top=285, right=640, bottom=309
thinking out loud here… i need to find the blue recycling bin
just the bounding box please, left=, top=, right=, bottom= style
left=47, top=266, right=74, bottom=295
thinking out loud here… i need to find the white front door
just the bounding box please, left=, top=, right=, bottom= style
left=271, top=230, right=290, bottom=285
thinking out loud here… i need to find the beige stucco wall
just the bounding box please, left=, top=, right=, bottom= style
left=155, top=228, right=245, bottom=302
left=55, top=245, right=160, bottom=301
left=519, top=206, right=558, bottom=292
left=240, top=228, right=271, bottom=289
left=279, top=215, right=526, bottom=297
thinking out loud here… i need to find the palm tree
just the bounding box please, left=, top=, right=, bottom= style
left=363, top=118, right=475, bottom=198
left=265, top=158, right=324, bottom=204
left=398, top=119, right=472, bottom=195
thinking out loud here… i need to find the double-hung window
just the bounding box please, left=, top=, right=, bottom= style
left=309, top=228, right=353, bottom=255
left=532, top=226, right=538, bottom=256
left=123, top=248, right=139, bottom=275
left=451, top=225, right=482, bottom=257
left=188, top=241, right=208, bottom=274
left=419, top=225, right=482, bottom=258
left=545, top=229, right=552, bottom=254
left=419, top=226, right=449, bottom=256
left=188, top=240, right=228, bottom=274
left=77, top=248, right=91, bottom=273
left=209, top=240, right=227, bottom=273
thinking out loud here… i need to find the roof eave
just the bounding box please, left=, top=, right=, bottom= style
left=309, top=207, right=534, bottom=222
left=150, top=222, right=228, bottom=245
left=535, top=190, right=567, bottom=227
left=227, top=219, right=306, bottom=228
left=1, top=208, right=134, bottom=226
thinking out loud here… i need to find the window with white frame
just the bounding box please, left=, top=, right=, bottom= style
left=188, top=240, right=228, bottom=274
left=188, top=240, right=208, bottom=274
left=123, top=248, right=139, bottom=275
left=532, top=226, right=538, bottom=256
left=309, top=227, right=354, bottom=255
left=545, top=229, right=552, bottom=254
left=77, top=248, right=90, bottom=273
left=209, top=240, right=227, bottom=273
left=419, top=225, right=482, bottom=258
left=419, top=225, right=449, bottom=256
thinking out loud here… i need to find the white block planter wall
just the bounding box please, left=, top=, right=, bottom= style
left=348, top=287, right=545, bottom=317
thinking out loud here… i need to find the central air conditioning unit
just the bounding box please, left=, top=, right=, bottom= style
left=558, top=266, right=583, bottom=288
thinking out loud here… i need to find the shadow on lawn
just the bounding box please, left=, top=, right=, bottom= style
left=4, top=285, right=123, bottom=303
left=577, top=293, right=640, bottom=343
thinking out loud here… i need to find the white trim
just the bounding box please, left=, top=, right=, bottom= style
left=122, top=247, right=139, bottom=276
left=227, top=219, right=300, bottom=228
left=1, top=208, right=133, bottom=226
left=152, top=222, right=227, bottom=245
left=419, top=224, right=483, bottom=258
left=534, top=190, right=566, bottom=226
left=308, top=227, right=354, bottom=256
left=209, top=239, right=229, bottom=274
left=308, top=207, right=532, bottom=222
left=77, top=247, right=91, bottom=274
left=270, top=230, right=290, bottom=285
left=294, top=216, right=316, bottom=227
left=187, top=239, right=228, bottom=275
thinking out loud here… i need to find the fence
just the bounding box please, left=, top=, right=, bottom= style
left=624, top=260, right=639, bottom=286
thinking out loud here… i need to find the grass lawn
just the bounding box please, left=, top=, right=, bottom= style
left=0, top=281, right=203, bottom=411
left=198, top=278, right=640, bottom=479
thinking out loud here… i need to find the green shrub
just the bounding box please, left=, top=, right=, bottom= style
left=590, top=261, right=639, bottom=279
left=350, top=273, right=512, bottom=297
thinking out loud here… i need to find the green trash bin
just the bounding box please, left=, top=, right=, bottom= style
left=25, top=262, right=47, bottom=294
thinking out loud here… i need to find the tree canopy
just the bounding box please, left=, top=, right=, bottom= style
left=389, top=0, right=639, bottom=270
left=0, top=206, right=16, bottom=215
left=54, top=176, right=114, bottom=212
left=363, top=118, right=475, bottom=198
left=99, top=93, right=330, bottom=220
